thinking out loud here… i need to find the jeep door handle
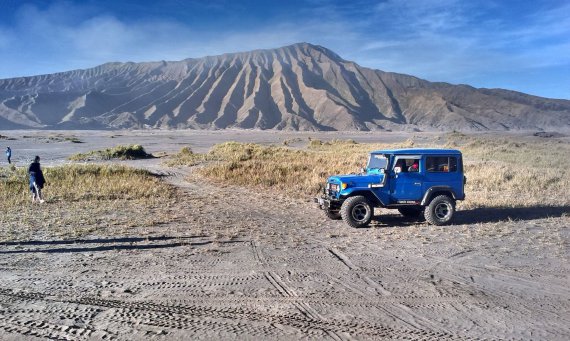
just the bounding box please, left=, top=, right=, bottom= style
left=414, top=182, right=421, bottom=186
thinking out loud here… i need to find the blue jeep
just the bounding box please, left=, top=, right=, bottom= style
left=315, top=149, right=466, bottom=227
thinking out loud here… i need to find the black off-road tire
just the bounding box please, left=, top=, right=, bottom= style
left=324, top=209, right=342, bottom=220
left=424, top=195, right=455, bottom=225
left=398, top=206, right=424, bottom=219
left=340, top=196, right=373, bottom=228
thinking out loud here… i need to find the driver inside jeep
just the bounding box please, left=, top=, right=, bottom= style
left=408, top=161, right=419, bottom=172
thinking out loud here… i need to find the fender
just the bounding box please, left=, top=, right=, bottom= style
left=420, top=186, right=459, bottom=206
left=341, top=188, right=387, bottom=207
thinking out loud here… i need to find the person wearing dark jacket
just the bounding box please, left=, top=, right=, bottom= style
left=5, top=147, right=11, bottom=164
left=28, top=156, right=46, bottom=203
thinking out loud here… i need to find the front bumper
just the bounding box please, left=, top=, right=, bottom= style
left=314, top=197, right=330, bottom=208
left=314, top=196, right=343, bottom=210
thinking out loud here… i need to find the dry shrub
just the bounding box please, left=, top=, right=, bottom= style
left=165, top=146, right=204, bottom=166
left=0, top=164, right=177, bottom=240
left=450, top=134, right=570, bottom=208
left=69, top=144, right=152, bottom=161
left=202, top=143, right=331, bottom=195
left=198, top=140, right=422, bottom=196
left=1, top=164, right=169, bottom=205
left=185, top=134, right=570, bottom=209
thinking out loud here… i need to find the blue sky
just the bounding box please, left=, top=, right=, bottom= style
left=0, top=0, right=568, bottom=99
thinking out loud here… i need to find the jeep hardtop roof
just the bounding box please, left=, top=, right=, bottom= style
left=370, top=148, right=462, bottom=155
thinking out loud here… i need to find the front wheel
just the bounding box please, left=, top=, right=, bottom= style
left=424, top=195, right=455, bottom=225
left=340, top=196, right=373, bottom=228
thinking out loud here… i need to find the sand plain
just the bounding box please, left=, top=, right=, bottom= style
left=0, top=129, right=568, bottom=340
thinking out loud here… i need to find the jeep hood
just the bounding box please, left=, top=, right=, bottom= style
left=328, top=174, right=384, bottom=187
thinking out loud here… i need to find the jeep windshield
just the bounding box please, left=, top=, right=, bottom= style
left=367, top=154, right=388, bottom=173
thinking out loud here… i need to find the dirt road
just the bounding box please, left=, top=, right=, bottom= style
left=0, top=131, right=569, bottom=340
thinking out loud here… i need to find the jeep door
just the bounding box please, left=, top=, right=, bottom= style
left=390, top=155, right=423, bottom=202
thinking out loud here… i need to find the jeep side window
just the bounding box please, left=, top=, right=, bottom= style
left=426, top=157, right=457, bottom=172
left=394, top=157, right=420, bottom=172
left=450, top=157, right=458, bottom=172
left=394, top=159, right=406, bottom=171
left=407, top=159, right=419, bottom=172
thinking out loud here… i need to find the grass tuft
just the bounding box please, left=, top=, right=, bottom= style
left=69, top=144, right=152, bottom=161
left=165, top=146, right=205, bottom=166
left=0, top=134, right=17, bottom=140
left=0, top=164, right=177, bottom=240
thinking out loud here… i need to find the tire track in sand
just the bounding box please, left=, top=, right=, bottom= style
left=251, top=240, right=353, bottom=340
left=310, top=238, right=475, bottom=340
left=0, top=287, right=465, bottom=340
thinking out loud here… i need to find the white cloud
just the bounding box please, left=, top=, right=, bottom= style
left=348, top=0, right=570, bottom=84
left=0, top=0, right=568, bottom=98
left=0, top=1, right=361, bottom=75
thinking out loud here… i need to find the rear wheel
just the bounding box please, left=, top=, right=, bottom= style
left=424, top=195, right=455, bottom=225
left=398, top=206, right=423, bottom=219
left=340, top=196, right=373, bottom=228
left=324, top=209, right=341, bottom=220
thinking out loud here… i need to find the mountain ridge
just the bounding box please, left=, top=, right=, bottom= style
left=1, top=42, right=569, bottom=131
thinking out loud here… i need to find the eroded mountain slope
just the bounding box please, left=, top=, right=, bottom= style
left=1, top=43, right=569, bottom=131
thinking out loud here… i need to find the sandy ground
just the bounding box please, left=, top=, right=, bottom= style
left=0, top=130, right=569, bottom=340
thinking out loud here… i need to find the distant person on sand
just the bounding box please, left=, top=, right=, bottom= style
left=5, top=147, right=11, bottom=164
left=28, top=156, right=46, bottom=203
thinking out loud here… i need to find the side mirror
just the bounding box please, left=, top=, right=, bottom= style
left=394, top=166, right=401, bottom=174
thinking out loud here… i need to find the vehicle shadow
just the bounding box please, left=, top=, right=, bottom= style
left=0, top=235, right=244, bottom=254
left=370, top=213, right=423, bottom=227
left=369, top=205, right=570, bottom=228
left=454, top=205, right=570, bottom=224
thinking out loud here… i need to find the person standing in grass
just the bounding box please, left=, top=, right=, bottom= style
left=5, top=146, right=11, bottom=164
left=28, top=155, right=46, bottom=203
